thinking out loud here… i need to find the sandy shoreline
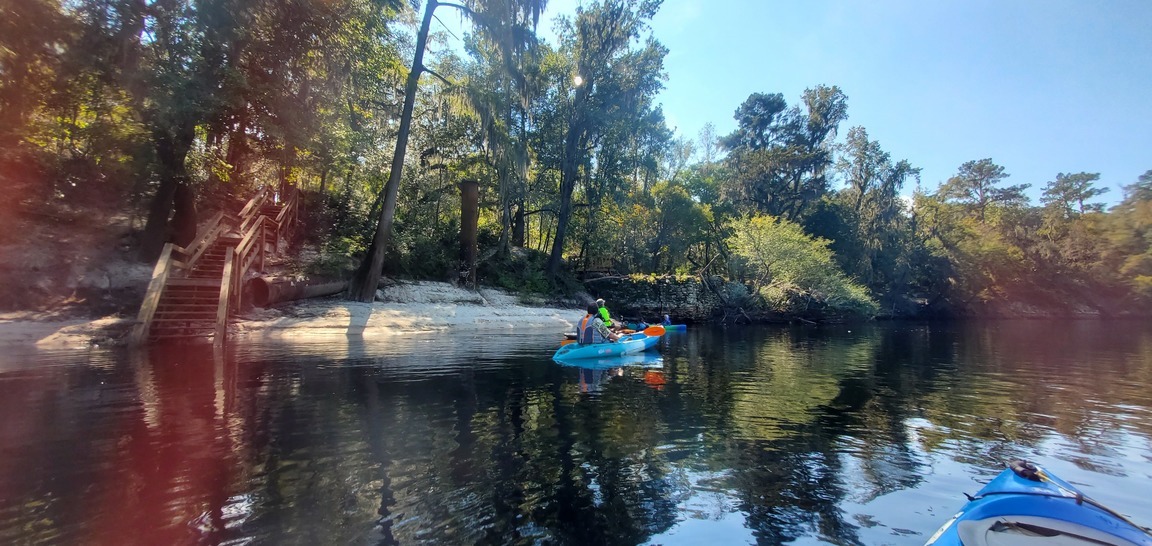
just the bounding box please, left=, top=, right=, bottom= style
left=0, top=281, right=581, bottom=348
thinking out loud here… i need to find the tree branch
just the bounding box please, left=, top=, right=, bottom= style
left=437, top=2, right=478, bottom=19
left=420, top=66, right=456, bottom=88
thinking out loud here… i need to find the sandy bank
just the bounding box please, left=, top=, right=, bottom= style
left=235, top=282, right=579, bottom=339
left=0, top=281, right=582, bottom=348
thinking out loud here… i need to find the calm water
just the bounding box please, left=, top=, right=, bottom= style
left=2, top=321, right=1152, bottom=545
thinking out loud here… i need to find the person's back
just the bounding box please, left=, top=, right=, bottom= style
left=579, top=303, right=617, bottom=343
left=596, top=298, right=614, bottom=329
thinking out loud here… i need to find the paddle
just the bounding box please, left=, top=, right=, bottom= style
left=563, top=324, right=663, bottom=346
left=642, top=325, right=665, bottom=336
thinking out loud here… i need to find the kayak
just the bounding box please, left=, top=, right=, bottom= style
left=663, top=323, right=687, bottom=331
left=554, top=352, right=663, bottom=369
left=926, top=460, right=1152, bottom=546
left=552, top=332, right=660, bottom=362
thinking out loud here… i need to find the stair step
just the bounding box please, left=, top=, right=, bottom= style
left=154, top=309, right=217, bottom=316
left=158, top=299, right=218, bottom=306
left=168, top=278, right=222, bottom=287
left=161, top=287, right=219, bottom=293
left=161, top=295, right=218, bottom=302
left=149, top=329, right=215, bottom=338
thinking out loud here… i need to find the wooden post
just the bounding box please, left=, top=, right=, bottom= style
left=459, top=179, right=479, bottom=287
left=215, top=248, right=234, bottom=345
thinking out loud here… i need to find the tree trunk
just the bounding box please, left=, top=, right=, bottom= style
left=171, top=180, right=198, bottom=248
left=226, top=114, right=249, bottom=185
left=512, top=203, right=525, bottom=247
left=459, top=180, right=479, bottom=287
left=547, top=155, right=577, bottom=277
left=139, top=120, right=196, bottom=261
left=348, top=0, right=437, bottom=301
left=546, top=87, right=588, bottom=277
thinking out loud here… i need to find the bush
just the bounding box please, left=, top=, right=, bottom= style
left=726, top=214, right=878, bottom=316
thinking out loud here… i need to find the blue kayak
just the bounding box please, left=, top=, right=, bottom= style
left=926, top=460, right=1152, bottom=546
left=554, top=352, right=664, bottom=370
left=552, top=332, right=660, bottom=362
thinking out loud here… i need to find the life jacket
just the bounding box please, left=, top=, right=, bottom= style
left=598, top=306, right=614, bottom=327
left=578, top=313, right=605, bottom=344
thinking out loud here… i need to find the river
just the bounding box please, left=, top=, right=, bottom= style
left=2, top=320, right=1151, bottom=545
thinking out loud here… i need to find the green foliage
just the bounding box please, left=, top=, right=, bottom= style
left=937, top=158, right=1031, bottom=222
left=7, top=0, right=1152, bottom=320
left=726, top=214, right=877, bottom=315
left=719, top=86, right=848, bottom=222
left=1041, top=172, right=1108, bottom=218
left=648, top=181, right=712, bottom=272
left=479, top=247, right=554, bottom=295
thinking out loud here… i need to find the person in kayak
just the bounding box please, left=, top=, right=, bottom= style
left=595, top=298, right=619, bottom=331
left=580, top=303, right=619, bottom=343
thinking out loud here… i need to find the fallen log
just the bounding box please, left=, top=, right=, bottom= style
left=248, top=277, right=348, bottom=307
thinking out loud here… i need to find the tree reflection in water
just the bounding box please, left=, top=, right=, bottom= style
left=2, top=322, right=1152, bottom=545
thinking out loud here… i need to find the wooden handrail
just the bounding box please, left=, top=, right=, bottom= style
left=130, top=243, right=176, bottom=345
left=231, top=213, right=267, bottom=311
left=236, top=186, right=269, bottom=221
left=215, top=248, right=235, bottom=344
left=238, top=188, right=271, bottom=234
left=174, top=211, right=225, bottom=269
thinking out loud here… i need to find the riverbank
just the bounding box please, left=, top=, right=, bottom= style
left=0, top=281, right=581, bottom=349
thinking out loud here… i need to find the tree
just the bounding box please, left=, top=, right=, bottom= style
left=830, top=126, right=919, bottom=294
left=719, top=92, right=789, bottom=151
left=719, top=86, right=848, bottom=222
left=0, top=0, right=69, bottom=153
left=648, top=182, right=710, bottom=272
left=937, top=158, right=1030, bottom=223
left=349, top=0, right=546, bottom=301
left=726, top=214, right=876, bottom=315
left=1101, top=169, right=1152, bottom=299
left=1041, top=172, right=1108, bottom=218
left=697, top=122, right=719, bottom=166
left=544, top=0, right=665, bottom=278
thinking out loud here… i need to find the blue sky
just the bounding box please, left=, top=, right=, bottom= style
left=441, top=0, right=1152, bottom=206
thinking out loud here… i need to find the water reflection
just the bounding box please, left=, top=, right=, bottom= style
left=1, top=321, right=1151, bottom=545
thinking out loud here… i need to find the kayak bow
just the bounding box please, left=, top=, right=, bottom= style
left=925, top=460, right=1152, bottom=546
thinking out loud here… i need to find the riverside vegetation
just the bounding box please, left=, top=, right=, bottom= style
left=2, top=0, right=1151, bottom=321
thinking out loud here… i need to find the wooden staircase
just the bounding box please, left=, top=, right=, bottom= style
left=146, top=236, right=240, bottom=341
left=130, top=187, right=298, bottom=345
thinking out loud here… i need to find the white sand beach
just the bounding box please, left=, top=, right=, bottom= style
left=0, top=281, right=583, bottom=348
